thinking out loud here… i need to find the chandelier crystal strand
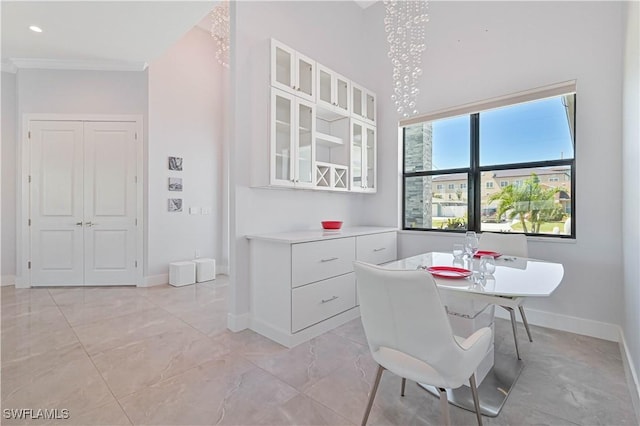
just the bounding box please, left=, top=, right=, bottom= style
left=384, top=0, right=429, bottom=118
left=211, top=0, right=230, bottom=68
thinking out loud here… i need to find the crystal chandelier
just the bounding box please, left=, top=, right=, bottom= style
left=210, top=0, right=230, bottom=68
left=383, top=0, right=429, bottom=118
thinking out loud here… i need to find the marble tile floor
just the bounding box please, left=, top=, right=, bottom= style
left=1, top=278, right=637, bottom=426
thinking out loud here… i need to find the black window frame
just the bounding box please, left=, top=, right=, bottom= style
left=402, top=94, right=576, bottom=238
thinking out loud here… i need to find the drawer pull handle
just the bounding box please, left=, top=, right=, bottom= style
left=373, top=247, right=386, bottom=252
left=321, top=295, right=339, bottom=303
left=320, top=257, right=339, bottom=263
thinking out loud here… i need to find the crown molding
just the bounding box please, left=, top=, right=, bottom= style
left=1, top=60, right=18, bottom=73
left=6, top=58, right=148, bottom=72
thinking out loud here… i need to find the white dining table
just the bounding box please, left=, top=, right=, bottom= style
left=382, top=252, right=565, bottom=417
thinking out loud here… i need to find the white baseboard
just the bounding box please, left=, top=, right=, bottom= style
left=620, top=329, right=640, bottom=422
left=250, top=307, right=361, bottom=348
left=227, top=312, right=251, bottom=332
left=14, top=276, right=29, bottom=289
left=141, top=274, right=169, bottom=287
left=494, top=306, right=620, bottom=342
left=1, top=275, right=15, bottom=286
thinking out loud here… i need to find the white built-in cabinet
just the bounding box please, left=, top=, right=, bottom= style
left=270, top=88, right=316, bottom=188
left=317, top=64, right=350, bottom=116
left=351, top=82, right=377, bottom=125
left=271, top=39, right=315, bottom=102
left=350, top=119, right=376, bottom=192
left=248, top=227, right=397, bottom=347
left=268, top=39, right=377, bottom=193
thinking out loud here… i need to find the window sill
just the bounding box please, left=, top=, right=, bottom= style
left=397, top=229, right=576, bottom=244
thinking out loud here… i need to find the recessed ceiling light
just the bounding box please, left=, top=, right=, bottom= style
left=29, top=26, right=43, bottom=33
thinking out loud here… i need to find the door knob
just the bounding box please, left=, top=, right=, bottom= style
left=75, top=222, right=83, bottom=226
left=85, top=221, right=98, bottom=227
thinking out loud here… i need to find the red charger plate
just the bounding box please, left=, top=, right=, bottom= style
left=473, top=250, right=502, bottom=258
left=426, top=266, right=472, bottom=279
left=321, top=221, right=343, bottom=230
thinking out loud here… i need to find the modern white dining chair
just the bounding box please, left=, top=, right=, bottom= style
left=354, top=261, right=492, bottom=426
left=478, top=232, right=532, bottom=360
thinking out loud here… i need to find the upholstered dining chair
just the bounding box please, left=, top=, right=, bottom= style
left=478, top=232, right=532, bottom=360
left=354, top=261, right=492, bottom=426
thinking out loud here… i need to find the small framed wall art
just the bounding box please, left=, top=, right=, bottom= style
left=168, top=156, right=183, bottom=171
left=168, top=177, right=183, bottom=191
left=168, top=198, right=183, bottom=212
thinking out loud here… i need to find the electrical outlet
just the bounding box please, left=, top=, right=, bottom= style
left=201, top=207, right=211, bottom=215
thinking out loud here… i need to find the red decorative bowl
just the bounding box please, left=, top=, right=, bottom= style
left=321, top=221, right=343, bottom=230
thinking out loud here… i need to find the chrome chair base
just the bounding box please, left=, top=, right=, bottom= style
left=418, top=352, right=524, bottom=417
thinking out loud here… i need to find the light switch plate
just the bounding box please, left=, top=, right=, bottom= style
left=189, top=207, right=200, bottom=215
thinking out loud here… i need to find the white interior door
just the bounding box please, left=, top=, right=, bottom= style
left=30, top=121, right=85, bottom=286
left=83, top=122, right=137, bottom=285
left=30, top=120, right=138, bottom=286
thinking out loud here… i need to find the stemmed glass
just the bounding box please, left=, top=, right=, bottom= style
left=452, top=243, right=464, bottom=259
left=464, top=231, right=479, bottom=258
left=479, top=255, right=496, bottom=279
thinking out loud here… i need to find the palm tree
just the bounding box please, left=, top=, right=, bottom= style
left=488, top=174, right=559, bottom=233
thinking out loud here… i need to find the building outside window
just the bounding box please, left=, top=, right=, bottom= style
left=402, top=89, right=575, bottom=236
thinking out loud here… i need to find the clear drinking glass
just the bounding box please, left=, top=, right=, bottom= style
left=480, top=255, right=496, bottom=278
left=464, top=231, right=479, bottom=258
left=452, top=243, right=464, bottom=259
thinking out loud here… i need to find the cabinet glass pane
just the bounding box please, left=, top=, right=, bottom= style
left=275, top=47, right=292, bottom=88
left=353, top=87, right=363, bottom=116
left=366, top=93, right=375, bottom=121
left=366, top=127, right=375, bottom=189
left=298, top=103, right=314, bottom=184
left=337, top=78, right=349, bottom=110
left=319, top=69, right=332, bottom=104
left=298, top=58, right=314, bottom=97
left=352, top=123, right=363, bottom=188
left=275, top=95, right=292, bottom=181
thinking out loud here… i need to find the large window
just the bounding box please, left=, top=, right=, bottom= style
left=403, top=93, right=575, bottom=237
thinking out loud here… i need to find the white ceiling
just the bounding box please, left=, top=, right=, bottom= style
left=1, top=1, right=217, bottom=69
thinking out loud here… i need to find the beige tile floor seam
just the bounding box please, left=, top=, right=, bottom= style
left=55, top=283, right=232, bottom=402
left=45, top=287, right=135, bottom=426
left=228, top=351, right=355, bottom=425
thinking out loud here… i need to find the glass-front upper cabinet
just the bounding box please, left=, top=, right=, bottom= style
left=271, top=39, right=315, bottom=103
left=271, top=88, right=295, bottom=186
left=351, top=83, right=376, bottom=125
left=270, top=88, right=315, bottom=188
left=350, top=119, right=376, bottom=192
left=316, top=64, right=350, bottom=116
left=295, top=99, right=316, bottom=187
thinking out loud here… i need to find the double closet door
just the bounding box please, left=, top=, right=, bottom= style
left=30, top=120, right=138, bottom=286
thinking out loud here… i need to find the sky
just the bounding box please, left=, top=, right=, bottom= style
left=429, top=96, right=575, bottom=171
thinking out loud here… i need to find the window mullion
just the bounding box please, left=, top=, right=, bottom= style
left=469, top=114, right=480, bottom=231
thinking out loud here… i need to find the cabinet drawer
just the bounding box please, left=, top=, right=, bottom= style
left=292, top=237, right=355, bottom=287
left=356, top=232, right=397, bottom=265
left=292, top=273, right=356, bottom=333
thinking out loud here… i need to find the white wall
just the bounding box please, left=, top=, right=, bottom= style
left=622, top=0, right=640, bottom=412
left=229, top=1, right=373, bottom=323
left=1, top=71, right=17, bottom=284
left=147, top=27, right=225, bottom=280
left=362, top=2, right=625, bottom=331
